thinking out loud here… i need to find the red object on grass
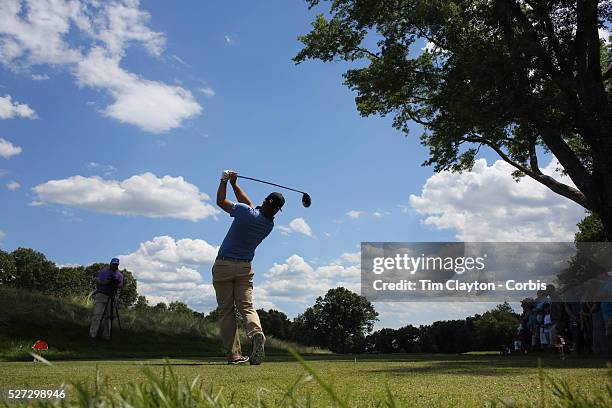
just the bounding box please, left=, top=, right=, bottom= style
left=32, top=340, right=48, bottom=351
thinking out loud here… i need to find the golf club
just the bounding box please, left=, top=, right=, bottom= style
left=237, top=175, right=311, bottom=208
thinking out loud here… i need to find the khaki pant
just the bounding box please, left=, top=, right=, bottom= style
left=212, top=259, right=263, bottom=360
left=89, top=292, right=113, bottom=339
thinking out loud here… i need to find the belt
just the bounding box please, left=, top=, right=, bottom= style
left=216, top=256, right=252, bottom=263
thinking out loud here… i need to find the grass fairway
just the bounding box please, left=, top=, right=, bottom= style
left=1, top=354, right=609, bottom=407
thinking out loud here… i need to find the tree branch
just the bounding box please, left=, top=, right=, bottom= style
left=353, top=46, right=379, bottom=60
left=528, top=136, right=543, bottom=175
left=461, top=134, right=591, bottom=209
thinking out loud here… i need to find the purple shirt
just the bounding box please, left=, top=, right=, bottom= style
left=96, top=267, right=124, bottom=295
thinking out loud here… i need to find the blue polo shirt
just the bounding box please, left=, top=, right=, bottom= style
left=218, top=203, right=274, bottom=261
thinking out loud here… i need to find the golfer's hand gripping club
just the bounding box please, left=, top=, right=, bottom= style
left=221, top=170, right=239, bottom=182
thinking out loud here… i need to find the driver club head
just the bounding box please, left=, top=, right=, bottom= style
left=302, top=193, right=311, bottom=208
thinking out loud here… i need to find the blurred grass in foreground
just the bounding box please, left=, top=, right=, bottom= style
left=2, top=352, right=609, bottom=408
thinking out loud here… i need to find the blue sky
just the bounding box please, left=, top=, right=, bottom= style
left=0, top=0, right=589, bottom=328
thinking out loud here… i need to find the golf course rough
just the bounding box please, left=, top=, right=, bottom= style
left=0, top=354, right=609, bottom=407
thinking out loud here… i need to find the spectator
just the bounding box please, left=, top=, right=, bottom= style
left=564, top=301, right=584, bottom=354
left=547, top=285, right=564, bottom=348
left=529, top=307, right=539, bottom=352
left=602, top=301, right=612, bottom=353
left=541, top=303, right=552, bottom=351
left=591, top=302, right=608, bottom=355
left=581, top=302, right=593, bottom=354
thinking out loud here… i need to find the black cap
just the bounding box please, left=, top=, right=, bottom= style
left=265, top=192, right=285, bottom=210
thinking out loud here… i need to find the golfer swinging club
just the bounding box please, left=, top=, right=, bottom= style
left=89, top=258, right=124, bottom=340
left=214, top=170, right=284, bottom=365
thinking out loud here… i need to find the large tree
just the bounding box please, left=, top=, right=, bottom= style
left=473, top=302, right=520, bottom=350
left=257, top=309, right=293, bottom=340
left=10, top=247, right=57, bottom=291
left=294, top=287, right=378, bottom=353
left=295, top=0, right=612, bottom=239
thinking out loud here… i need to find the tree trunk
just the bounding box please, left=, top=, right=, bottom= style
left=595, top=143, right=612, bottom=242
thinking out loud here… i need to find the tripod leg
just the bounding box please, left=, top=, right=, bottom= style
left=114, top=302, right=122, bottom=331
left=97, top=295, right=110, bottom=339
left=109, top=297, right=115, bottom=341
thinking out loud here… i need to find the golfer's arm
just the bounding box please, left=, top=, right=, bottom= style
left=230, top=181, right=253, bottom=208
left=216, top=180, right=233, bottom=213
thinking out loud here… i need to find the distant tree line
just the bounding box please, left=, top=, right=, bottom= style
left=0, top=246, right=522, bottom=354
left=0, top=247, right=138, bottom=307
left=364, top=303, right=519, bottom=354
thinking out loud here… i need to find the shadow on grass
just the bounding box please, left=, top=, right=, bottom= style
left=363, top=354, right=611, bottom=377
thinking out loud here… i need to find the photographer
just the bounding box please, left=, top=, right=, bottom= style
left=88, top=258, right=124, bottom=341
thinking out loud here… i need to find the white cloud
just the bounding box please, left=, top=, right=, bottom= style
left=0, top=138, right=22, bottom=158
left=340, top=251, right=360, bottom=264
left=6, top=180, right=20, bottom=190
left=86, top=161, right=115, bottom=175
left=31, top=73, right=49, bottom=80
left=422, top=41, right=436, bottom=52
left=0, top=94, right=36, bottom=119
left=409, top=158, right=584, bottom=241
left=599, top=28, right=610, bottom=44
left=94, top=0, right=165, bottom=58
left=346, top=210, right=365, bottom=219
left=75, top=47, right=202, bottom=133
left=0, top=229, right=5, bottom=240
left=290, top=217, right=313, bottom=237
left=0, top=0, right=84, bottom=67
left=259, top=254, right=360, bottom=305
left=278, top=217, right=314, bottom=237
left=0, top=0, right=202, bottom=133
left=32, top=172, right=219, bottom=221
left=119, top=235, right=219, bottom=311
left=224, top=34, right=236, bottom=45
left=199, top=86, right=215, bottom=97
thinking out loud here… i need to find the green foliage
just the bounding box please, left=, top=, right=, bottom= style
left=296, top=0, right=612, bottom=239
left=11, top=247, right=57, bottom=291
left=0, top=287, right=324, bottom=361
left=50, top=266, right=87, bottom=298
left=134, top=295, right=148, bottom=311
left=0, top=251, right=138, bottom=307
left=558, top=214, right=609, bottom=291
left=394, top=324, right=421, bottom=353
left=257, top=309, right=293, bottom=340
left=0, top=248, right=16, bottom=284
left=575, top=213, right=607, bottom=242
left=365, top=328, right=400, bottom=353
left=365, top=303, right=518, bottom=354
left=428, top=319, right=479, bottom=353
left=169, top=301, right=194, bottom=315
left=293, top=287, right=378, bottom=353
left=203, top=307, right=220, bottom=323
left=473, top=302, right=520, bottom=351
